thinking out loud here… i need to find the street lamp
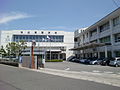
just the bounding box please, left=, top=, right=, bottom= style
left=31, top=40, right=36, bottom=69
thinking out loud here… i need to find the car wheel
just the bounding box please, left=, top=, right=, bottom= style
left=94, top=62, right=97, bottom=65
left=115, top=64, right=118, bottom=67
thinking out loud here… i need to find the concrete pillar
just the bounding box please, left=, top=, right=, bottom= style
left=97, top=26, right=100, bottom=43
left=58, top=53, right=60, bottom=59
left=105, top=46, right=108, bottom=58
left=109, top=19, right=114, bottom=57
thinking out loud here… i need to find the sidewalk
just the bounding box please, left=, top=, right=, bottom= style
left=21, top=67, right=120, bottom=87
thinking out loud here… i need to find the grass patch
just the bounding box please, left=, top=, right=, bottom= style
left=46, top=59, right=63, bottom=62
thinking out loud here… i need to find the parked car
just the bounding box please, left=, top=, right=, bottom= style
left=70, top=58, right=78, bottom=62
left=84, top=58, right=95, bottom=64
left=74, top=58, right=80, bottom=63
left=100, top=58, right=114, bottom=66
left=90, top=58, right=104, bottom=65
left=68, top=56, right=76, bottom=62
left=109, top=57, right=120, bottom=67
left=79, top=58, right=87, bottom=63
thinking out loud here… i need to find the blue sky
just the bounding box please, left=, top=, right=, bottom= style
left=0, top=0, right=119, bottom=31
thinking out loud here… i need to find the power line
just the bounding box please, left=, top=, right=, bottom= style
left=112, top=0, right=119, bottom=8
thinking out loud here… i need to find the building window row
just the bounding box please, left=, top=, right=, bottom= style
left=20, top=31, right=57, bottom=34
left=13, top=35, right=64, bottom=42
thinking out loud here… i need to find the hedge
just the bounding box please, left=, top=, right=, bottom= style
left=0, top=61, right=18, bottom=67
left=46, top=59, right=63, bottom=62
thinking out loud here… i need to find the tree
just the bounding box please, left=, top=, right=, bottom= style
left=5, top=40, right=27, bottom=58
left=0, top=46, right=6, bottom=57
left=17, top=40, right=27, bottom=56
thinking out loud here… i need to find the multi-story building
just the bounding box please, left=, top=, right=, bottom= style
left=0, top=30, right=74, bottom=60
left=72, top=8, right=120, bottom=58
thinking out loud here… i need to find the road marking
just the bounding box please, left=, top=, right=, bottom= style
left=104, top=71, right=113, bottom=74
left=92, top=70, right=100, bottom=73
left=64, top=68, right=70, bottom=71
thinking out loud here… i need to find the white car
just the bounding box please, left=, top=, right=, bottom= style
left=109, top=57, right=120, bottom=67
left=90, top=58, right=103, bottom=65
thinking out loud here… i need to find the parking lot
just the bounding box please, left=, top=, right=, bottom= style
left=45, top=61, right=120, bottom=75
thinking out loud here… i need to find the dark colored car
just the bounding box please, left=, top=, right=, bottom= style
left=74, top=58, right=80, bottom=63
left=100, top=58, right=115, bottom=66
left=84, top=58, right=94, bottom=64
left=69, top=56, right=76, bottom=62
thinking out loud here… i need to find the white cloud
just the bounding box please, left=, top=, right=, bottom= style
left=0, top=12, right=31, bottom=24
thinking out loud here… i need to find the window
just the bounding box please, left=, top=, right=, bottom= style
left=90, top=29, right=97, bottom=37
left=35, top=31, right=37, bottom=34
left=27, top=31, right=30, bottom=34
left=99, top=36, right=111, bottom=43
left=21, top=31, right=23, bottom=33
left=41, top=31, right=44, bottom=34
left=48, top=32, right=50, bottom=34
left=113, top=16, right=119, bottom=27
left=115, top=51, right=120, bottom=57
left=99, top=22, right=110, bottom=32
left=83, top=35, right=85, bottom=41
left=74, top=38, right=77, bottom=42
left=86, top=33, right=88, bottom=38
left=55, top=32, right=57, bottom=34
left=115, top=33, right=120, bottom=42
left=13, top=35, right=64, bottom=42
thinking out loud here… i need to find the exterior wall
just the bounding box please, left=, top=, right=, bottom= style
left=74, top=8, right=120, bottom=58
left=0, top=30, right=74, bottom=60
left=64, top=32, right=74, bottom=59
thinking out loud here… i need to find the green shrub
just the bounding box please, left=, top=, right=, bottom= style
left=46, top=59, right=63, bottom=62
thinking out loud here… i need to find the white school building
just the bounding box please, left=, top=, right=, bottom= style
left=0, top=30, right=74, bottom=60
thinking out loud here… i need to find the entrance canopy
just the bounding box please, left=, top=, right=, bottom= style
left=70, top=43, right=110, bottom=50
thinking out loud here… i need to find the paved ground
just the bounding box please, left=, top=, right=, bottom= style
left=0, top=64, right=120, bottom=90
left=45, top=61, right=120, bottom=75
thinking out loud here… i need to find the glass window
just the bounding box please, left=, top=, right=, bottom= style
left=21, top=31, right=23, bottom=33
left=115, top=33, right=120, bottom=42
left=90, top=29, right=97, bottom=37
left=99, top=36, right=111, bottom=43
left=113, top=16, right=119, bottom=27
left=27, top=31, right=30, bottom=34
left=115, top=51, right=120, bottom=57
left=13, top=35, right=64, bottom=42
left=99, top=22, right=110, bottom=32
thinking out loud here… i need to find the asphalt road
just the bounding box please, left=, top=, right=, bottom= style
left=45, top=61, right=120, bottom=75
left=0, top=64, right=120, bottom=90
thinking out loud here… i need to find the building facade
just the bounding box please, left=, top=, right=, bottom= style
left=0, top=30, right=74, bottom=60
left=73, top=8, right=120, bottom=58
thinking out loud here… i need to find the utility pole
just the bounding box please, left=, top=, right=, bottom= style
left=31, top=40, right=36, bottom=69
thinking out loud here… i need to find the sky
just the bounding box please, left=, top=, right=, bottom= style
left=0, top=0, right=119, bottom=32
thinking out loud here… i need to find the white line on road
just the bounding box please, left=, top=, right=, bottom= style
left=92, top=70, right=100, bottom=73
left=103, top=71, right=113, bottom=74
